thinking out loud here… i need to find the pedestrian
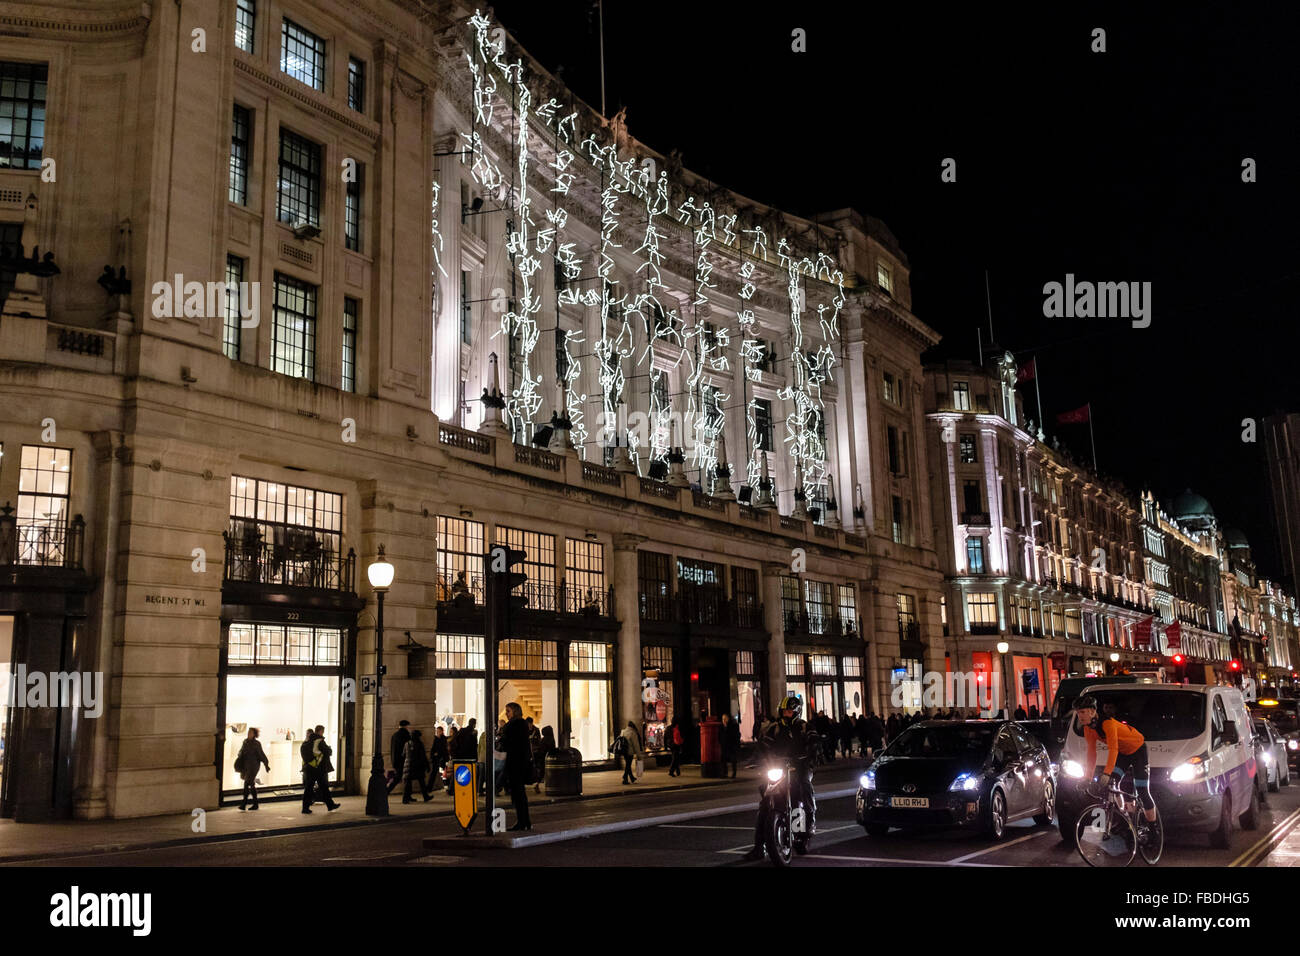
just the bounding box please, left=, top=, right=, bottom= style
left=428, top=725, right=449, bottom=794
left=235, top=727, right=270, bottom=811
left=388, top=719, right=411, bottom=794
left=620, top=720, right=643, bottom=783
left=501, top=702, right=533, bottom=831
left=885, top=712, right=900, bottom=742
left=1028, top=704, right=1040, bottom=720
left=477, top=721, right=490, bottom=796
left=721, top=712, right=741, bottom=778
left=667, top=716, right=685, bottom=777
left=401, top=729, right=433, bottom=803
left=1013, top=704, right=1027, bottom=721
left=300, top=725, right=339, bottom=813
left=838, top=713, right=854, bottom=758
left=493, top=718, right=508, bottom=795
left=534, top=724, right=556, bottom=793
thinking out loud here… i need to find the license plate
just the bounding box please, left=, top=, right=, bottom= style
left=890, top=796, right=929, bottom=808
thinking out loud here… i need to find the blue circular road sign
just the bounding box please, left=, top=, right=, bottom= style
left=455, top=765, right=471, bottom=786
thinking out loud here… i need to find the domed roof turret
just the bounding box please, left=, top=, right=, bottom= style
left=1170, top=488, right=1214, bottom=521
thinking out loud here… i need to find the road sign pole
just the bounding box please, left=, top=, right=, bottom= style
left=485, top=547, right=499, bottom=836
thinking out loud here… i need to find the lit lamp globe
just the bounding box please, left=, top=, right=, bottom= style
left=367, top=545, right=395, bottom=591
left=996, top=641, right=1009, bottom=654
left=1110, top=652, right=1120, bottom=663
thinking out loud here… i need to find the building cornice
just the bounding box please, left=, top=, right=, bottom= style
left=0, top=1, right=151, bottom=39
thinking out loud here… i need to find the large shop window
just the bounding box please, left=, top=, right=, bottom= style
left=223, top=623, right=346, bottom=794
left=495, top=526, right=556, bottom=610
left=437, top=515, right=485, bottom=603
left=642, top=645, right=674, bottom=749
left=228, top=476, right=343, bottom=588
left=734, top=651, right=761, bottom=736
left=569, top=642, right=613, bottom=764
left=841, top=655, right=864, bottom=717
left=17, top=445, right=71, bottom=566
left=639, top=550, right=673, bottom=622
left=0, top=615, right=11, bottom=806
left=565, top=538, right=606, bottom=614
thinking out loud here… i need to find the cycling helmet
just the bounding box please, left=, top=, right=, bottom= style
left=1074, top=695, right=1097, bottom=711
left=778, top=695, right=802, bottom=716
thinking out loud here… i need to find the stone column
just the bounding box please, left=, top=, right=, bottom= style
left=612, top=534, right=646, bottom=729
left=762, top=562, right=787, bottom=711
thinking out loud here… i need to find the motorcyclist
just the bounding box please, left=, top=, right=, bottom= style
left=742, top=695, right=819, bottom=861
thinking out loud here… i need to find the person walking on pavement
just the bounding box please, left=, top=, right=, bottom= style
left=838, top=714, right=854, bottom=758
left=402, top=729, right=433, bottom=803
left=1013, top=704, right=1028, bottom=721
left=493, top=718, right=508, bottom=795
left=236, top=727, right=270, bottom=811
left=534, top=725, right=556, bottom=793
left=477, top=721, right=490, bottom=796
left=301, top=725, right=339, bottom=813
left=619, top=720, right=643, bottom=783
left=428, top=725, right=449, bottom=795
left=721, top=712, right=742, bottom=778
left=388, top=719, right=411, bottom=794
left=501, top=702, right=533, bottom=831
left=667, top=716, right=685, bottom=777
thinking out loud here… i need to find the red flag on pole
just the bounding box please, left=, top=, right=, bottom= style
left=1016, top=358, right=1036, bottom=382
left=1134, top=616, right=1153, bottom=650
left=1056, top=402, right=1090, bottom=425
left=1165, top=620, right=1182, bottom=651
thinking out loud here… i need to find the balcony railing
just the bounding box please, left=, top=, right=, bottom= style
left=0, top=506, right=85, bottom=569
left=439, top=424, right=493, bottom=455
left=436, top=573, right=615, bottom=618
left=962, top=511, right=991, bottom=526
left=222, top=528, right=355, bottom=592
left=785, top=610, right=855, bottom=638
left=639, top=591, right=764, bottom=629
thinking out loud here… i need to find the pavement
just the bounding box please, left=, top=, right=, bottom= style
left=0, top=754, right=873, bottom=863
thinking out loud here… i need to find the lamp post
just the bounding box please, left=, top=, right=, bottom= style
left=996, top=641, right=1010, bottom=717
left=365, top=545, right=395, bottom=817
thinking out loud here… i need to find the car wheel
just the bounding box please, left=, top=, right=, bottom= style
left=1241, top=783, right=1262, bottom=831
left=985, top=788, right=1007, bottom=841
left=864, top=823, right=889, bottom=837
left=1269, top=764, right=1280, bottom=793
left=1209, top=790, right=1234, bottom=849
left=1033, top=778, right=1056, bottom=826
left=1283, top=764, right=1291, bottom=788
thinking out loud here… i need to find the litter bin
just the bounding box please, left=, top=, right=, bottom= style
left=545, top=747, right=583, bottom=795
left=699, top=718, right=723, bottom=777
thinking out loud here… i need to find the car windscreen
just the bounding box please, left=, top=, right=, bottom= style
left=884, top=725, right=997, bottom=758
left=1068, top=690, right=1205, bottom=742
left=1249, top=704, right=1299, bottom=734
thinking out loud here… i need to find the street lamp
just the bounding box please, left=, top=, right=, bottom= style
left=365, top=545, right=395, bottom=817
left=996, top=641, right=1010, bottom=717
left=1109, top=652, right=1120, bottom=662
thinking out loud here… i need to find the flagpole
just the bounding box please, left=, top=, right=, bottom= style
left=1088, top=402, right=1097, bottom=473
left=1034, top=356, right=1044, bottom=437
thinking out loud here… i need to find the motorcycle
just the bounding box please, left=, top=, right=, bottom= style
left=761, top=758, right=816, bottom=866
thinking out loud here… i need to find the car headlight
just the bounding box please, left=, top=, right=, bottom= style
left=766, top=767, right=784, bottom=783
left=1262, top=752, right=1274, bottom=765
left=1062, top=759, right=1086, bottom=779
left=1288, top=739, right=1298, bottom=751
left=859, top=771, right=876, bottom=790
left=949, top=772, right=981, bottom=792
left=1170, top=755, right=1209, bottom=783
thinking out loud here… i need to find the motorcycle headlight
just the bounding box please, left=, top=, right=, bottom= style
left=1170, top=755, right=1209, bottom=783
left=766, top=767, right=785, bottom=783
left=949, top=772, right=981, bottom=792
left=859, top=770, right=876, bottom=790
left=1062, top=759, right=1086, bottom=779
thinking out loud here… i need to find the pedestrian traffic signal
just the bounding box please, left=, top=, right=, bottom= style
left=488, top=544, right=528, bottom=617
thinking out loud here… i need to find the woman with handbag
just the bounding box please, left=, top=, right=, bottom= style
left=235, top=727, right=270, bottom=811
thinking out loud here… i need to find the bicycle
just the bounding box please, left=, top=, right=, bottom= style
left=1074, top=772, right=1163, bottom=867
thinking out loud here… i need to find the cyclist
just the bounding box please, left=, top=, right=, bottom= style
left=742, top=695, right=818, bottom=861
left=1074, top=695, right=1157, bottom=840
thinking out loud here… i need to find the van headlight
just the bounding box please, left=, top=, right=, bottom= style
left=859, top=770, right=876, bottom=790
left=949, top=772, right=981, bottom=791
left=1288, top=739, right=1298, bottom=751
left=766, top=767, right=785, bottom=783
left=1062, top=759, right=1086, bottom=779
left=1170, top=755, right=1209, bottom=783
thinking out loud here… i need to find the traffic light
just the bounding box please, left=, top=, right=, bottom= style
left=1171, top=653, right=1185, bottom=684
left=488, top=544, right=529, bottom=619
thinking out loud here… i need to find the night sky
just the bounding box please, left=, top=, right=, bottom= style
left=481, top=2, right=1300, bottom=579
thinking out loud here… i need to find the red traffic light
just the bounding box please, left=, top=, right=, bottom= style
left=1229, top=660, right=1241, bottom=672
left=1172, top=654, right=1184, bottom=665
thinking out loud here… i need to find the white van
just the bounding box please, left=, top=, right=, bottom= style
left=1056, top=683, right=1260, bottom=848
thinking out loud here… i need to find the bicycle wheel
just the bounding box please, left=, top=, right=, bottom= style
left=1075, top=803, right=1136, bottom=867
left=1137, top=807, right=1163, bottom=865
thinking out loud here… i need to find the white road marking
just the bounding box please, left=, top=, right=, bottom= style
left=946, top=829, right=1051, bottom=863
left=806, top=854, right=1000, bottom=867
left=322, top=851, right=409, bottom=861
left=408, top=854, right=467, bottom=865
left=660, top=825, right=754, bottom=830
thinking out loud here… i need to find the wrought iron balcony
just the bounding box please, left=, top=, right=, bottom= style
left=962, top=511, right=991, bottom=526
left=785, top=610, right=854, bottom=638
left=640, top=591, right=765, bottom=629
left=222, top=526, right=355, bottom=592
left=437, top=573, right=615, bottom=618
left=0, top=505, right=85, bottom=569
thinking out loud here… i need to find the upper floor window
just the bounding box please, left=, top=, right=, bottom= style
left=565, top=538, right=606, bottom=614
left=271, top=272, right=317, bottom=381
left=281, top=18, right=326, bottom=91
left=341, top=297, right=357, bottom=393
left=959, top=433, right=977, bottom=463
left=754, top=398, right=774, bottom=452
left=0, top=61, right=47, bottom=170
left=230, top=104, right=251, bottom=206
left=882, top=370, right=899, bottom=405
left=17, top=444, right=70, bottom=565
left=436, top=515, right=484, bottom=599
left=347, top=57, right=366, bottom=112
left=277, top=128, right=321, bottom=227
left=0, top=221, right=21, bottom=305
left=344, top=163, right=362, bottom=250
left=223, top=254, right=244, bottom=360
left=226, top=475, right=344, bottom=587
left=953, top=381, right=971, bottom=410
left=876, top=261, right=892, bottom=295
left=967, top=536, right=986, bottom=574
left=234, top=0, right=256, bottom=53
left=887, top=425, right=907, bottom=476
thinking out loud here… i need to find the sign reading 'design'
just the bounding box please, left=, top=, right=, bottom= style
left=452, top=761, right=477, bottom=833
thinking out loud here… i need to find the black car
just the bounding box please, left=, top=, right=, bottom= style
left=855, top=720, right=1055, bottom=840
left=1248, top=698, right=1300, bottom=772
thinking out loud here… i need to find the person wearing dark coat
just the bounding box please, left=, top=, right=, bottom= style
left=236, top=727, right=270, bottom=810
left=501, top=702, right=533, bottom=830
left=402, top=729, right=433, bottom=803
left=534, top=725, right=556, bottom=793
left=300, top=725, right=339, bottom=813
left=885, top=712, right=900, bottom=743
left=387, top=720, right=411, bottom=793
left=838, top=714, right=854, bottom=758
left=721, top=713, right=742, bottom=778
left=667, top=716, right=685, bottom=777
left=867, top=713, right=885, bottom=752
left=1013, top=705, right=1027, bottom=721
left=427, top=725, right=449, bottom=794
